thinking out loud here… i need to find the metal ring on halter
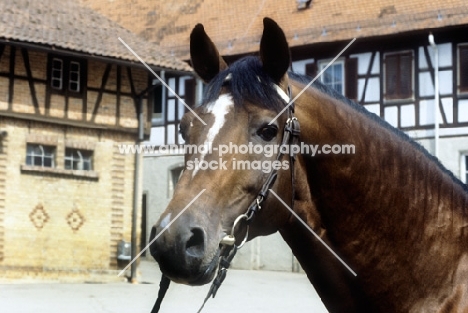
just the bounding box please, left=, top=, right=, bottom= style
left=231, top=213, right=249, bottom=249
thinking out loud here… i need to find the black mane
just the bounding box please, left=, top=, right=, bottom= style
left=200, top=55, right=467, bottom=193
left=201, top=56, right=287, bottom=112
left=289, top=72, right=468, bottom=194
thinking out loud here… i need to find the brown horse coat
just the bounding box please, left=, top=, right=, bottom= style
left=150, top=18, right=468, bottom=313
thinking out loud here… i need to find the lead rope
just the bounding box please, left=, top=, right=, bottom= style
left=150, top=275, right=171, bottom=313
left=197, top=244, right=239, bottom=313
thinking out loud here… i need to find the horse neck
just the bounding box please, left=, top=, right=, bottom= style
left=292, top=83, right=468, bottom=235
left=283, top=82, right=468, bottom=310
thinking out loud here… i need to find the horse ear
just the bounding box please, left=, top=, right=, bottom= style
left=190, top=24, right=228, bottom=83
left=260, top=18, right=291, bottom=84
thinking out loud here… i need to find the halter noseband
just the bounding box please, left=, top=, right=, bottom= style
left=151, top=84, right=300, bottom=313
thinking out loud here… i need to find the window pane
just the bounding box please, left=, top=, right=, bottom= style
left=43, top=157, right=53, bottom=168
left=70, top=72, right=79, bottom=82
left=51, top=58, right=63, bottom=90
left=65, top=148, right=93, bottom=171
left=52, top=79, right=62, bottom=89
left=43, top=146, right=54, bottom=157
left=70, top=62, right=80, bottom=72
left=52, top=59, right=63, bottom=70
left=334, top=64, right=343, bottom=83
left=320, top=63, right=344, bottom=95
left=69, top=82, right=79, bottom=92
left=152, top=84, right=164, bottom=123
left=335, top=83, right=343, bottom=95
left=69, top=61, right=80, bottom=92
left=33, top=156, right=42, bottom=166
left=322, top=70, right=332, bottom=84
left=83, top=160, right=91, bottom=171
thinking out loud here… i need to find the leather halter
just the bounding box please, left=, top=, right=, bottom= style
left=151, top=85, right=300, bottom=313
left=196, top=85, right=300, bottom=312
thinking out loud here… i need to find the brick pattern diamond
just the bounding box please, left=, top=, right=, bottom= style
left=29, top=204, right=49, bottom=230
left=66, top=209, right=85, bottom=232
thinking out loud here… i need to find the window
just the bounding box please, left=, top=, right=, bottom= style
left=64, top=149, right=93, bottom=170
left=48, top=55, right=85, bottom=94
left=68, top=61, right=81, bottom=92
left=168, top=165, right=184, bottom=197
left=26, top=144, right=55, bottom=168
left=152, top=83, right=164, bottom=124
left=184, top=78, right=197, bottom=108
left=319, top=60, right=345, bottom=95
left=458, top=44, right=468, bottom=93
left=51, top=58, right=63, bottom=90
left=384, top=51, right=414, bottom=100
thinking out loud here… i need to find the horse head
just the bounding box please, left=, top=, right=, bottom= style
left=149, top=18, right=301, bottom=285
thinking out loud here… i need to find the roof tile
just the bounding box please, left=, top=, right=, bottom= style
left=81, top=0, right=468, bottom=60
left=0, top=0, right=192, bottom=72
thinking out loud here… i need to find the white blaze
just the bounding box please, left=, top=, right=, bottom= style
left=274, top=84, right=290, bottom=103
left=192, top=94, right=234, bottom=177
left=159, top=213, right=172, bottom=229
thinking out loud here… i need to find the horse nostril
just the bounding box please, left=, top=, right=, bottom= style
left=149, top=225, right=157, bottom=241
left=186, top=227, right=205, bottom=258
left=149, top=226, right=160, bottom=259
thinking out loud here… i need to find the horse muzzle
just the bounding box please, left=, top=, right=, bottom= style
left=149, top=218, right=220, bottom=285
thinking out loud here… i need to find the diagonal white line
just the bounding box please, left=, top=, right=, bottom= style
left=269, top=38, right=357, bottom=125
left=269, top=189, right=357, bottom=276
left=118, top=189, right=206, bottom=277
left=118, top=37, right=207, bottom=126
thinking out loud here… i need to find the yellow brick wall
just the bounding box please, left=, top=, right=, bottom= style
left=0, top=117, right=140, bottom=280
left=0, top=44, right=150, bottom=281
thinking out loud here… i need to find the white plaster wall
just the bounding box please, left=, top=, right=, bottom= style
left=413, top=136, right=468, bottom=181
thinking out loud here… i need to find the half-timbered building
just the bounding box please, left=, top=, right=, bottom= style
left=0, top=0, right=191, bottom=281
left=84, top=0, right=468, bottom=272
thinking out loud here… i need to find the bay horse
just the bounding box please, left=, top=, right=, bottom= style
left=149, top=18, right=468, bottom=312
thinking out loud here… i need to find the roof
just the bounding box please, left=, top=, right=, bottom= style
left=80, top=0, right=468, bottom=60
left=0, top=0, right=192, bottom=72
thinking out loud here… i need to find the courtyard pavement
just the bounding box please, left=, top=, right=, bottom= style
left=0, top=260, right=329, bottom=312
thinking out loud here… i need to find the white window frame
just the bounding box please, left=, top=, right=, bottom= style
left=64, top=148, right=93, bottom=171
left=51, top=58, right=63, bottom=90
left=68, top=61, right=81, bottom=92
left=318, top=59, right=345, bottom=96
left=26, top=144, right=55, bottom=168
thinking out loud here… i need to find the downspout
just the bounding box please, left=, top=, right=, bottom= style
left=130, top=76, right=161, bottom=283
left=428, top=33, right=439, bottom=158
left=130, top=94, right=144, bottom=283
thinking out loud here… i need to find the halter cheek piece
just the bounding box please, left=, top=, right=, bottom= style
left=151, top=85, right=301, bottom=313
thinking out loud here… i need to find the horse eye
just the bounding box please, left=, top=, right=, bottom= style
left=257, top=125, right=278, bottom=141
